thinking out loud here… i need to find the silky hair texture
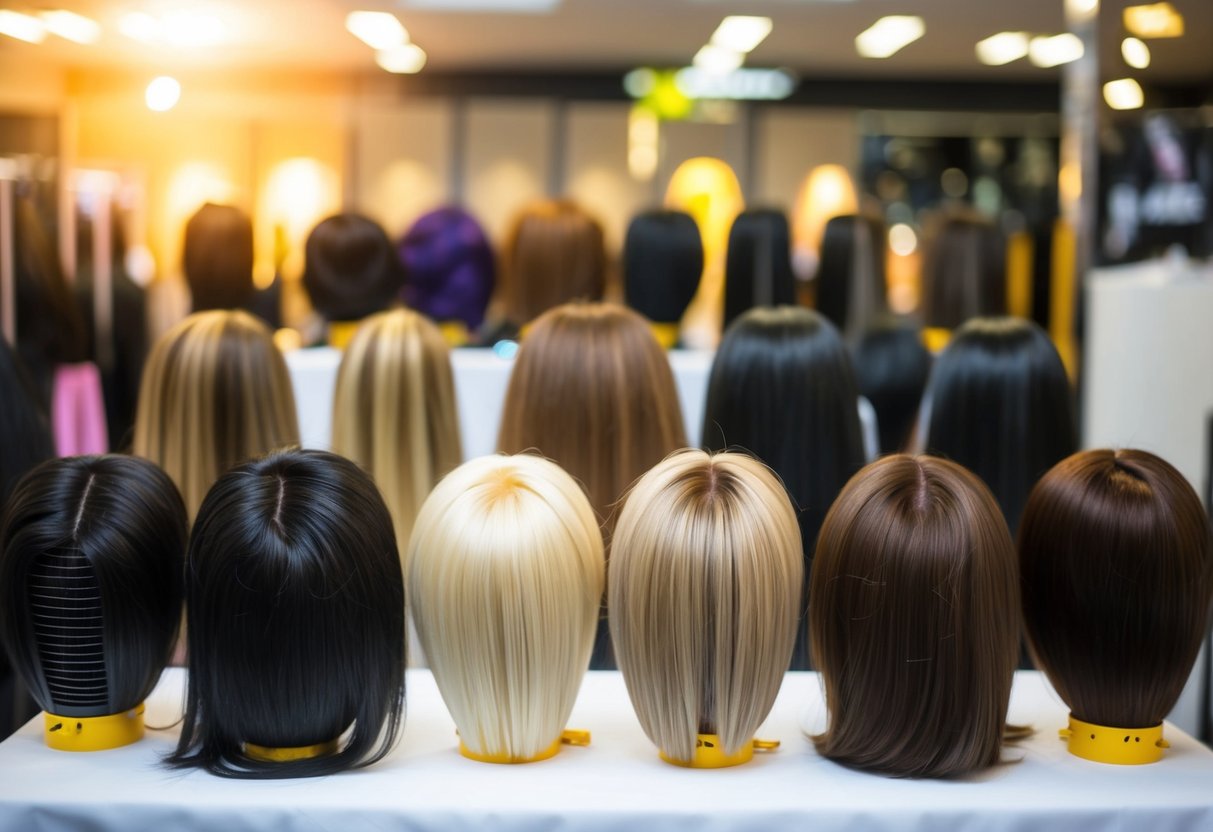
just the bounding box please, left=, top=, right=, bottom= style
left=0, top=455, right=185, bottom=718
left=133, top=310, right=299, bottom=521
left=168, top=450, right=405, bottom=778
left=407, top=454, right=603, bottom=761
left=332, top=309, right=462, bottom=551
left=723, top=209, right=797, bottom=330
left=810, top=455, right=1019, bottom=778
left=1019, top=449, right=1213, bottom=729
left=609, top=450, right=802, bottom=763
left=815, top=214, right=889, bottom=343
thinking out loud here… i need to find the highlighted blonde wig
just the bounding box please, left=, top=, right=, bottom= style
left=133, top=310, right=299, bottom=521
left=609, top=449, right=802, bottom=763
left=406, top=454, right=605, bottom=762
left=332, top=309, right=462, bottom=551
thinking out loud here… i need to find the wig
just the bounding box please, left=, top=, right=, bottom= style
left=332, top=309, right=463, bottom=553
left=407, top=454, right=604, bottom=763
left=498, top=199, right=606, bottom=328
left=815, top=214, right=889, bottom=343
left=852, top=324, right=933, bottom=455
left=183, top=203, right=255, bottom=313
left=397, top=207, right=495, bottom=332
left=623, top=210, right=703, bottom=331
left=1019, top=449, right=1213, bottom=762
left=303, top=213, right=406, bottom=323
left=168, top=449, right=405, bottom=778
left=722, top=209, right=797, bottom=330
left=0, top=455, right=186, bottom=750
left=924, top=316, right=1076, bottom=534
left=810, top=454, right=1020, bottom=778
left=0, top=339, right=54, bottom=513
left=609, top=450, right=802, bottom=766
left=920, top=214, right=1006, bottom=329
left=702, top=306, right=865, bottom=669
left=133, top=309, right=300, bottom=521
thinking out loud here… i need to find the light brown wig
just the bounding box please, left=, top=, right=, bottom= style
left=1019, top=449, right=1213, bottom=729
left=133, top=310, right=299, bottom=521
left=332, top=309, right=462, bottom=553
left=810, top=454, right=1020, bottom=778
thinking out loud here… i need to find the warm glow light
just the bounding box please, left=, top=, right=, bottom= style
left=1028, top=33, right=1084, bottom=68
left=975, top=32, right=1029, bottom=66
left=162, top=12, right=225, bottom=47
left=41, top=10, right=101, bottom=44
left=792, top=164, right=858, bottom=278
left=0, top=10, right=47, bottom=43
left=710, top=16, right=772, bottom=53
left=855, top=16, right=924, bottom=59
left=1065, top=0, right=1100, bottom=22
left=376, top=43, right=427, bottom=73
left=889, top=223, right=918, bottom=256
left=145, top=76, right=181, bottom=112
left=1103, top=78, right=1145, bottom=110
left=1058, top=162, right=1082, bottom=204
left=119, top=12, right=159, bottom=42
left=1124, top=3, right=1184, bottom=38
left=265, top=158, right=337, bottom=243
left=346, top=11, right=408, bottom=50
left=628, top=106, right=659, bottom=182
left=1121, top=36, right=1151, bottom=68
left=692, top=44, right=744, bottom=75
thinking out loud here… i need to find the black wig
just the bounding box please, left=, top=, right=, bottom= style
left=0, top=340, right=54, bottom=513
left=722, top=209, right=796, bottom=330
left=852, top=323, right=933, bottom=455
left=815, top=214, right=888, bottom=343
left=623, top=210, right=703, bottom=327
left=303, top=213, right=406, bottom=323
left=702, top=306, right=865, bottom=669
left=924, top=316, right=1077, bottom=534
left=168, top=448, right=405, bottom=778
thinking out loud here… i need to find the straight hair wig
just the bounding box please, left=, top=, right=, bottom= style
left=1019, top=449, right=1213, bottom=733
left=920, top=215, right=1006, bottom=329
left=0, top=456, right=185, bottom=737
left=810, top=454, right=1020, bottom=778
left=722, top=209, right=796, bottom=330
left=0, top=339, right=54, bottom=513
left=303, top=213, right=406, bottom=323
left=407, top=454, right=604, bottom=763
left=168, top=449, right=405, bottom=778
left=852, top=323, right=933, bottom=455
left=815, top=214, right=889, bottom=343
left=397, top=207, right=496, bottom=332
left=609, top=450, right=802, bottom=765
left=332, top=309, right=463, bottom=552
left=183, top=203, right=255, bottom=313
left=924, top=316, right=1076, bottom=534
left=133, top=309, right=300, bottom=521
left=623, top=210, right=703, bottom=326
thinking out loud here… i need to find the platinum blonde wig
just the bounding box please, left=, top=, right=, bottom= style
left=608, top=449, right=803, bottom=763
left=406, top=454, right=605, bottom=761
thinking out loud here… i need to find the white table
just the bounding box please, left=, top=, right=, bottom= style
left=1, top=669, right=1210, bottom=832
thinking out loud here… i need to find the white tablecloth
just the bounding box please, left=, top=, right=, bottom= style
left=1, top=669, right=1210, bottom=832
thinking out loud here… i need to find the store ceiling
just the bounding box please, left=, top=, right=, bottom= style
left=2, top=0, right=1211, bottom=83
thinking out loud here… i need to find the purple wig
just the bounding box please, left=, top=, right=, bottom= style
left=397, top=207, right=495, bottom=331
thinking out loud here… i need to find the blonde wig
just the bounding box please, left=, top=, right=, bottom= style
left=332, top=309, right=462, bottom=551
left=608, top=449, right=803, bottom=764
left=406, top=454, right=604, bottom=762
left=810, top=454, right=1019, bottom=778
left=133, top=310, right=299, bottom=521
left=497, top=302, right=686, bottom=529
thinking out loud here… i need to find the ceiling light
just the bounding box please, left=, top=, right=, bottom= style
left=975, top=32, right=1029, bottom=66
left=146, top=76, right=181, bottom=112
left=1028, top=33, right=1084, bottom=68
left=710, top=16, right=772, bottom=53
left=1121, top=37, right=1151, bottom=69
left=1065, top=0, right=1099, bottom=22
left=855, top=16, right=924, bottom=59
left=119, top=12, right=160, bottom=42
left=347, top=11, right=408, bottom=50
left=0, top=10, right=47, bottom=44
left=376, top=43, right=427, bottom=73
left=1124, top=3, right=1184, bottom=38
left=1103, top=78, right=1144, bottom=110
left=693, top=44, right=743, bottom=75
left=161, top=12, right=225, bottom=47
left=41, top=10, right=101, bottom=44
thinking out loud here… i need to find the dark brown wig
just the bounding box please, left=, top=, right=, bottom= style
left=183, top=203, right=255, bottom=313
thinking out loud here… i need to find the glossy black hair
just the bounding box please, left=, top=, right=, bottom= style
left=852, top=323, right=933, bottom=455
left=623, top=210, right=703, bottom=325
left=0, top=339, right=54, bottom=512
left=815, top=214, right=888, bottom=342
left=303, top=213, right=406, bottom=322
left=925, top=316, right=1077, bottom=534
left=0, top=455, right=185, bottom=718
left=723, top=209, right=796, bottom=330
left=702, top=306, right=865, bottom=669
left=168, top=449, right=405, bottom=778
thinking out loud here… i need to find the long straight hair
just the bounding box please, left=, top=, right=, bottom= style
left=407, top=454, right=604, bottom=761
left=332, top=309, right=462, bottom=553
left=168, top=449, right=405, bottom=778
left=852, top=323, right=933, bottom=455
left=623, top=210, right=703, bottom=326
left=609, top=450, right=802, bottom=763
left=133, top=310, right=300, bottom=521
left=0, top=339, right=54, bottom=513
left=810, top=454, right=1019, bottom=778
left=723, top=209, right=797, bottom=329
left=815, top=214, right=889, bottom=343
left=0, top=455, right=185, bottom=719
left=1019, top=449, right=1213, bottom=729
left=924, top=316, right=1076, bottom=534
left=920, top=215, right=1006, bottom=329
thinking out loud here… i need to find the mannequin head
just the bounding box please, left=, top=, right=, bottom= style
left=397, top=207, right=495, bottom=332
left=303, top=213, right=405, bottom=323
left=920, top=214, right=1006, bottom=329
left=623, top=210, right=703, bottom=328
left=183, top=203, right=255, bottom=313
left=723, top=209, right=796, bottom=329
left=815, top=214, right=888, bottom=342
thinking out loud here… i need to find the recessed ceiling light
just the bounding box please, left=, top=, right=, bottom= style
left=146, top=76, right=181, bottom=112
left=1124, top=3, right=1184, bottom=38
left=41, top=10, right=102, bottom=45
left=399, top=0, right=559, bottom=10
left=1121, top=37, right=1151, bottom=69
left=377, top=43, right=427, bottom=73
left=710, top=16, right=772, bottom=54
left=693, top=44, right=744, bottom=75
left=346, top=11, right=408, bottom=50
left=855, top=16, right=924, bottom=59
left=975, top=32, right=1029, bottom=66
left=1028, top=33, right=1084, bottom=68
left=1103, top=78, right=1144, bottom=110
left=0, top=10, right=47, bottom=44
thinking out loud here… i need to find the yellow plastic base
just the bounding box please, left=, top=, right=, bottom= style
left=244, top=738, right=340, bottom=762
left=459, top=728, right=591, bottom=764
left=660, top=735, right=780, bottom=769
left=44, top=705, right=145, bottom=752
left=649, top=323, right=681, bottom=350
left=1060, top=715, right=1168, bottom=765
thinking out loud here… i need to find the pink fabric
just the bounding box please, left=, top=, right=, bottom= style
left=52, top=362, right=109, bottom=456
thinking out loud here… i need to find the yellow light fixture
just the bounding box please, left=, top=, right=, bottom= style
left=1103, top=78, right=1144, bottom=110
left=346, top=11, right=408, bottom=50
left=1028, top=33, right=1084, bottom=68
left=1121, top=37, right=1151, bottom=69
left=41, top=10, right=101, bottom=44
left=376, top=43, right=427, bottom=73
left=1124, top=3, right=1184, bottom=38
left=855, top=16, right=924, bottom=59
left=145, top=76, right=181, bottom=112
left=976, top=32, right=1029, bottom=66
left=0, top=10, right=47, bottom=43
left=710, top=16, right=772, bottom=53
